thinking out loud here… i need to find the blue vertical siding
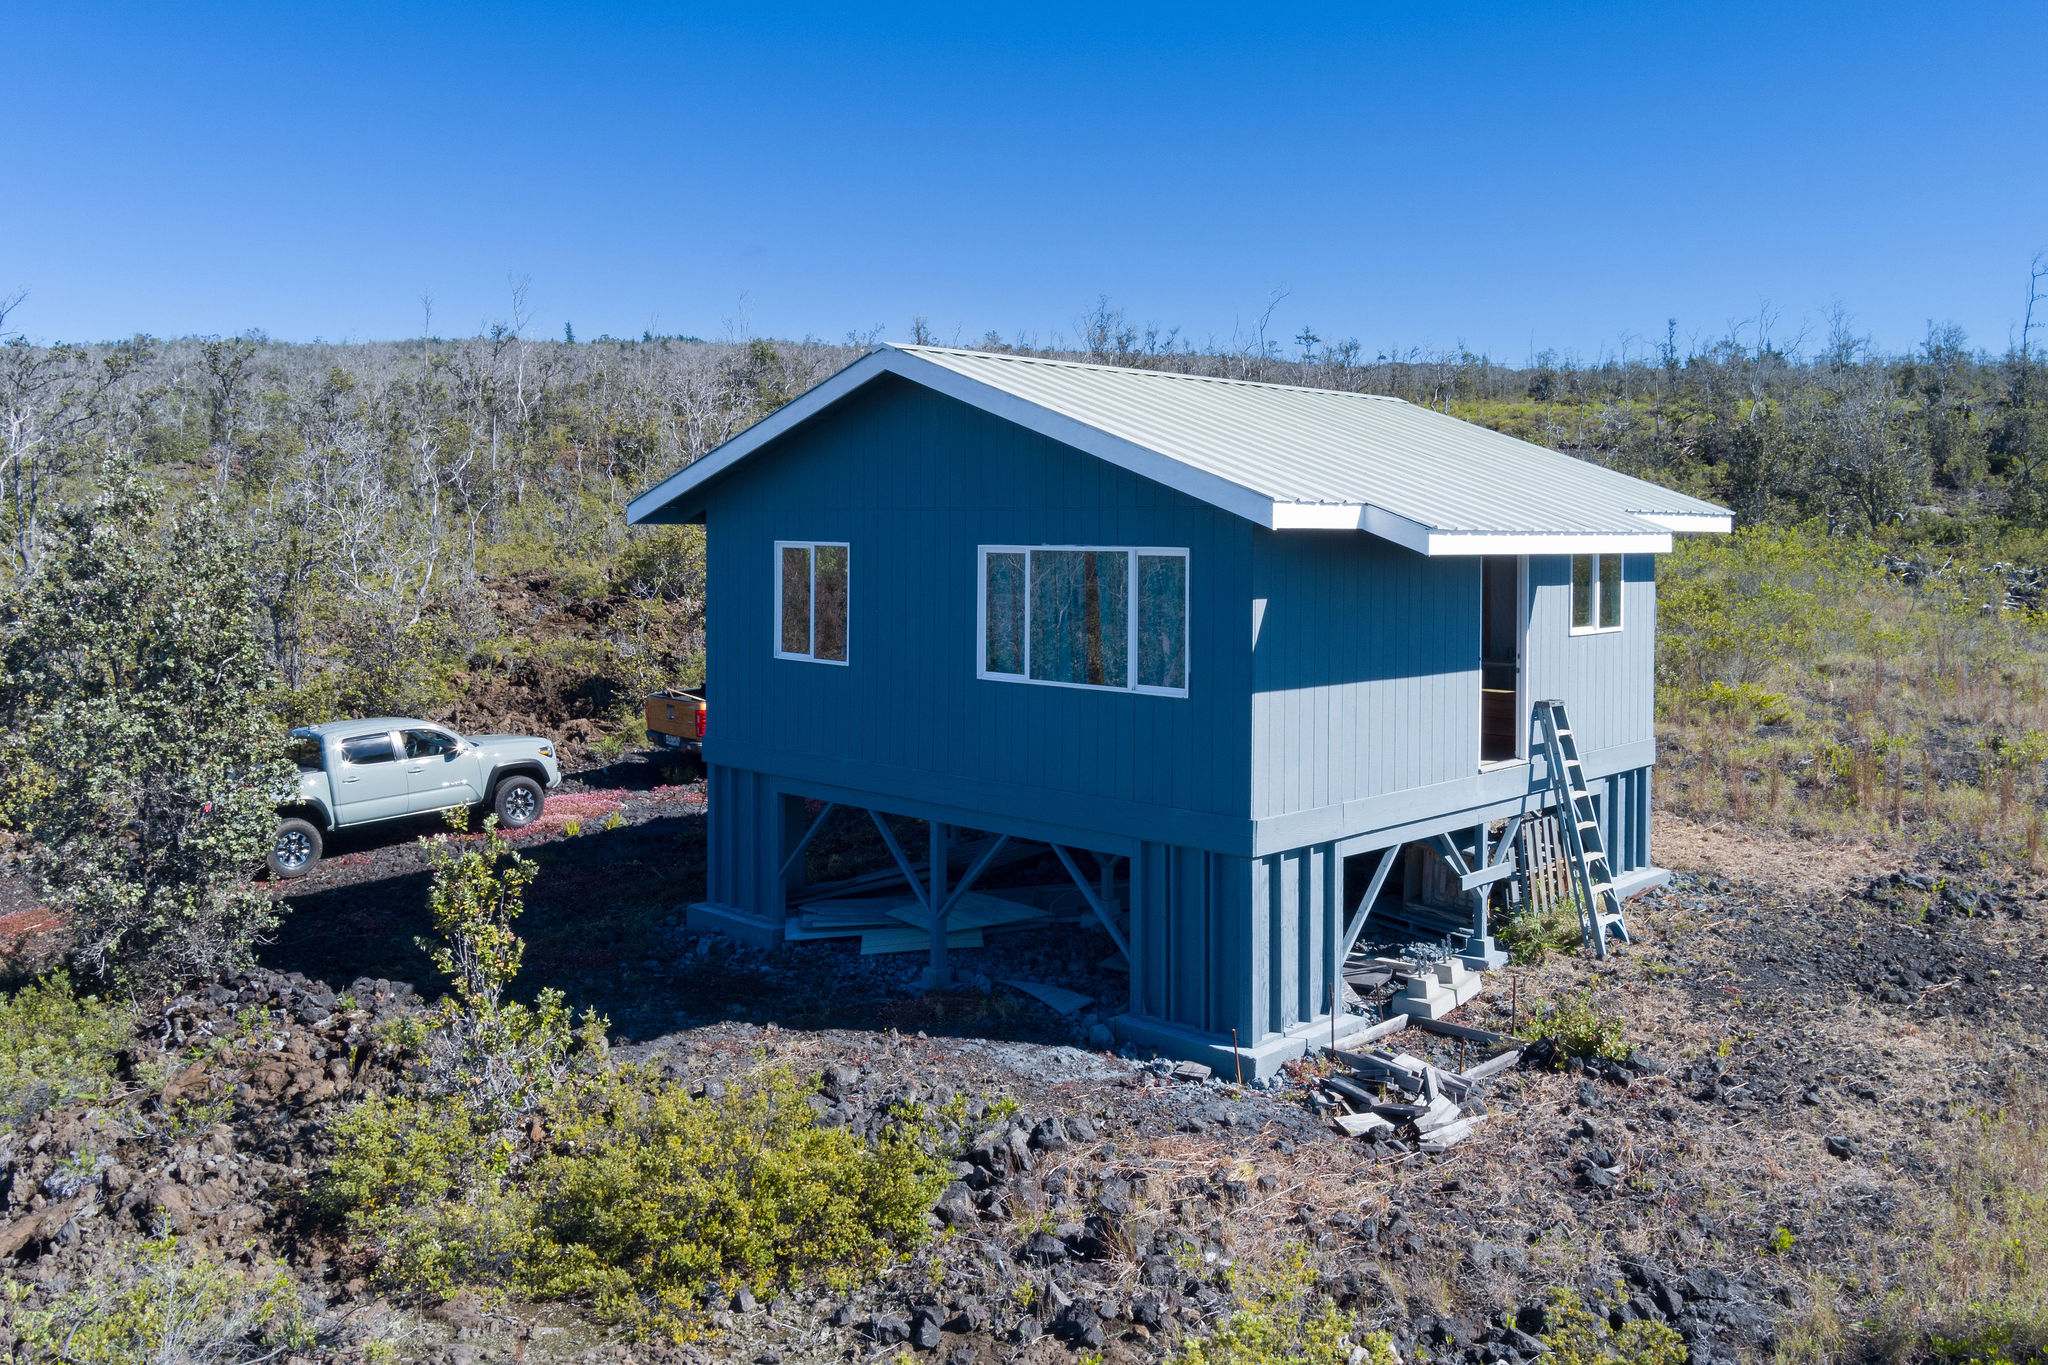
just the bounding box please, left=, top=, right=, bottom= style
left=1247, top=530, right=1481, bottom=820
left=706, top=763, right=786, bottom=917
left=700, top=376, right=1254, bottom=843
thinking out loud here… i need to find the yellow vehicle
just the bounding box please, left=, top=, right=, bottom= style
left=645, top=689, right=706, bottom=754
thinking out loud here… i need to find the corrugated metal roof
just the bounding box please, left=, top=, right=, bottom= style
left=898, top=345, right=1727, bottom=539
left=627, top=343, right=1730, bottom=554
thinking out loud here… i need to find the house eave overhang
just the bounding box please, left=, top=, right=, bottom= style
left=1268, top=502, right=1675, bottom=555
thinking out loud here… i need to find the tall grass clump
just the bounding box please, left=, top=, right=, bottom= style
left=1860, top=1083, right=2048, bottom=1363
left=1656, top=523, right=2048, bottom=857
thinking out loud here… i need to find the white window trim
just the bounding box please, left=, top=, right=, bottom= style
left=976, top=544, right=1190, bottom=698
left=773, top=540, right=851, bottom=666
left=1569, top=552, right=1625, bottom=636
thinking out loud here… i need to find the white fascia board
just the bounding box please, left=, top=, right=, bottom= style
left=1269, top=503, right=1364, bottom=530
left=890, top=350, right=1278, bottom=527
left=1268, top=503, right=1434, bottom=554
left=1270, top=502, right=1676, bottom=555
left=1636, top=511, right=1733, bottom=534
left=1421, top=529, right=1673, bottom=556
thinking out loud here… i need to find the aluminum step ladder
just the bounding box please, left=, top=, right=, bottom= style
left=1533, top=699, right=1629, bottom=957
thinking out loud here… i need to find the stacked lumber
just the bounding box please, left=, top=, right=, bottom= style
left=782, top=891, right=1052, bottom=955
left=1309, top=1014, right=1525, bottom=1154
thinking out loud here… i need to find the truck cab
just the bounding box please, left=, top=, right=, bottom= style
left=270, top=717, right=562, bottom=878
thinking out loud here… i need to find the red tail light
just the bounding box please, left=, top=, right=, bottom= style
left=695, top=706, right=706, bottom=738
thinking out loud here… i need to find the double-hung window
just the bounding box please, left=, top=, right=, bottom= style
left=1570, top=553, right=1623, bottom=634
left=978, top=546, right=1188, bottom=696
left=775, top=541, right=849, bottom=664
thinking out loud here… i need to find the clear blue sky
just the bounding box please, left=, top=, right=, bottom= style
left=7, top=2, right=2046, bottom=360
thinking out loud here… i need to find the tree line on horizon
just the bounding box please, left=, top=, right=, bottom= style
left=3, top=270, right=2048, bottom=726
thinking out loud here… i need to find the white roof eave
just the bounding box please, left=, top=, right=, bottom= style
left=1269, top=502, right=1674, bottom=555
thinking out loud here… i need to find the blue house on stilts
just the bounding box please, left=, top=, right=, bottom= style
left=627, top=345, right=1730, bottom=1077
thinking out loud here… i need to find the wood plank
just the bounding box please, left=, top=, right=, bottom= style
left=1458, top=1047, right=1525, bottom=1083
left=859, top=927, right=983, bottom=955
left=1000, top=978, right=1093, bottom=1015
left=1456, top=860, right=1520, bottom=892
left=1333, top=1112, right=1395, bottom=1138
left=1411, top=1016, right=1511, bottom=1046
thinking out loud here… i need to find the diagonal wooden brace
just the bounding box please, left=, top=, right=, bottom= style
left=867, top=808, right=931, bottom=912
left=778, top=802, right=838, bottom=880
left=1341, top=844, right=1400, bottom=962
left=1050, top=843, right=1131, bottom=961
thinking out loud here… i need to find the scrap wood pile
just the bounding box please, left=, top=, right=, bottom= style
left=1303, top=1014, right=1523, bottom=1156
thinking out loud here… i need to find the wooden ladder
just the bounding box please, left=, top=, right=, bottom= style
left=1532, top=699, right=1629, bottom=957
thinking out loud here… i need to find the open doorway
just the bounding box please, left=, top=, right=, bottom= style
left=1480, top=555, right=1521, bottom=762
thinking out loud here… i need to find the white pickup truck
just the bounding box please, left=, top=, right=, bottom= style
left=270, top=717, right=562, bottom=878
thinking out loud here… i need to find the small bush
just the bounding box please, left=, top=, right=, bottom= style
left=6, top=1235, right=311, bottom=1365
left=328, top=1067, right=950, bottom=1331
left=1537, top=1287, right=1687, bottom=1365
left=524, top=1067, right=951, bottom=1330
left=324, top=1094, right=536, bottom=1297
left=1517, top=993, right=1629, bottom=1062
left=1693, top=680, right=1793, bottom=726
left=0, top=972, right=130, bottom=1129
left=1167, top=1251, right=1392, bottom=1365
left=1497, top=900, right=1583, bottom=965
left=410, top=814, right=606, bottom=1124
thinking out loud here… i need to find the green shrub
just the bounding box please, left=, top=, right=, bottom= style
left=6, top=1235, right=310, bottom=1365
left=324, top=1093, right=538, bottom=1298
left=327, top=1067, right=950, bottom=1331
left=1692, top=680, right=1794, bottom=726
left=1517, top=992, right=1629, bottom=1062
left=1537, top=1288, right=1687, bottom=1365
left=0, top=972, right=130, bottom=1129
left=1168, top=1251, right=1392, bottom=1365
left=1497, top=899, right=1584, bottom=965
left=524, top=1067, right=951, bottom=1330
left=409, top=814, right=607, bottom=1123
left=1657, top=524, right=1883, bottom=688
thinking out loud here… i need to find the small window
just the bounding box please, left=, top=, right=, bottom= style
left=979, top=546, right=1188, bottom=697
left=340, top=733, right=397, bottom=765
left=404, top=729, right=460, bottom=758
left=1571, top=554, right=1624, bottom=634
left=775, top=541, right=850, bottom=664
left=285, top=734, right=324, bottom=771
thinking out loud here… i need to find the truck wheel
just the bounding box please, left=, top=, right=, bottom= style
left=494, top=776, right=544, bottom=829
left=268, top=819, right=323, bottom=879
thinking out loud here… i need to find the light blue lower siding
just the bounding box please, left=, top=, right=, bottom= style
left=699, top=756, right=1661, bottom=1066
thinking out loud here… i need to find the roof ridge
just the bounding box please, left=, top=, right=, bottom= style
left=890, top=343, right=1408, bottom=403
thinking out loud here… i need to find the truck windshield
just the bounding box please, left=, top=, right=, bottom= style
left=285, top=736, right=323, bottom=771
